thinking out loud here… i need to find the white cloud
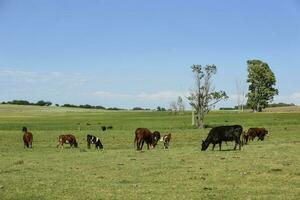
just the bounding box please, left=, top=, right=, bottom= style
left=0, top=70, right=88, bottom=86
left=91, top=90, right=188, bottom=102
left=291, top=92, right=300, bottom=99
left=91, top=91, right=133, bottom=99
left=137, top=91, right=187, bottom=101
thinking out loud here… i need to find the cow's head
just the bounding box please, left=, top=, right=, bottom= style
left=22, top=127, right=27, bottom=132
left=201, top=140, right=209, bottom=151
left=74, top=141, right=78, bottom=148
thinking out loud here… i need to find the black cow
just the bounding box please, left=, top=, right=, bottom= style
left=101, top=126, right=107, bottom=131
left=201, top=125, right=243, bottom=151
left=87, top=134, right=103, bottom=149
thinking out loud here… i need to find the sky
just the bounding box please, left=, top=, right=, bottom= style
left=0, top=0, right=299, bottom=109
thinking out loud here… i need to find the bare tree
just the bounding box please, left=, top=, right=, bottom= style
left=177, top=96, right=185, bottom=113
left=170, top=101, right=178, bottom=114
left=188, top=64, right=228, bottom=128
left=235, top=78, right=246, bottom=112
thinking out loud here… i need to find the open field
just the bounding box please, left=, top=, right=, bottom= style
left=264, top=106, right=300, bottom=113
left=0, top=105, right=299, bottom=200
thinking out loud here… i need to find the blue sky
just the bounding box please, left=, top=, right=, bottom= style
left=0, top=0, right=299, bottom=108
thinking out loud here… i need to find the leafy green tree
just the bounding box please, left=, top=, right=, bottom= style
left=246, top=60, right=278, bottom=112
left=188, top=64, right=228, bottom=128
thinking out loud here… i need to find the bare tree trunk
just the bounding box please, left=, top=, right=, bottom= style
left=192, top=109, right=195, bottom=126
left=196, top=111, right=204, bottom=129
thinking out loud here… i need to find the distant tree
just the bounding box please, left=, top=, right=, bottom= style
left=188, top=64, right=228, bottom=128
left=157, top=106, right=162, bottom=111
left=161, top=107, right=166, bottom=112
left=8, top=100, right=31, bottom=105
left=36, top=100, right=52, bottom=106
left=177, top=96, right=185, bottom=113
left=169, top=101, right=178, bottom=114
left=246, top=60, right=278, bottom=112
left=133, top=107, right=144, bottom=110
left=55, top=104, right=60, bottom=107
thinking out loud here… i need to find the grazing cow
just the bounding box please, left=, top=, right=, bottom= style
left=22, top=127, right=33, bottom=148
left=57, top=134, right=78, bottom=148
left=162, top=133, right=172, bottom=149
left=87, top=134, right=103, bottom=149
left=201, top=125, right=243, bottom=151
left=242, top=131, right=250, bottom=145
left=134, top=128, right=156, bottom=151
left=101, top=126, right=107, bottom=131
left=107, top=126, right=113, bottom=130
left=152, top=131, right=161, bottom=148
left=246, top=128, right=269, bottom=143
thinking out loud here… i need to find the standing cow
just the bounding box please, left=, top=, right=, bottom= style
left=162, top=133, right=172, bottom=149
left=22, top=127, right=33, bottom=148
left=134, top=128, right=157, bottom=151
left=201, top=125, right=243, bottom=151
left=87, top=134, right=103, bottom=149
left=57, top=134, right=78, bottom=148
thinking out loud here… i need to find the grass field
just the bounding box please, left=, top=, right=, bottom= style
left=0, top=105, right=299, bottom=200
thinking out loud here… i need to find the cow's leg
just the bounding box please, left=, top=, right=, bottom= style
left=238, top=139, right=242, bottom=150
left=212, top=143, right=216, bottom=151
left=219, top=142, right=222, bottom=151
left=137, top=139, right=142, bottom=150
left=140, top=140, right=145, bottom=150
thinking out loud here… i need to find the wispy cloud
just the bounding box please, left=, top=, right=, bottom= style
left=91, top=90, right=188, bottom=102
left=0, top=70, right=88, bottom=86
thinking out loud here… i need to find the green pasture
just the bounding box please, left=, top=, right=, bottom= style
left=0, top=105, right=299, bottom=199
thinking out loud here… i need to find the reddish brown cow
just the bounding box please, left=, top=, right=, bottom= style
left=245, top=128, right=269, bottom=144
left=57, top=134, right=78, bottom=148
left=134, top=128, right=157, bottom=151
left=22, top=127, right=33, bottom=148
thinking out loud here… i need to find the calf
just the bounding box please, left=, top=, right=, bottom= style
left=152, top=131, right=161, bottom=148
left=22, top=127, right=33, bottom=148
left=162, top=133, right=172, bottom=149
left=87, top=134, right=103, bottom=149
left=246, top=128, right=269, bottom=142
left=101, top=126, right=107, bottom=131
left=57, top=134, right=78, bottom=148
left=134, top=128, right=156, bottom=151
left=201, top=125, right=243, bottom=151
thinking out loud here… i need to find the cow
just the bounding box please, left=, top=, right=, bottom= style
left=201, top=125, right=243, bottom=151
left=246, top=128, right=269, bottom=143
left=152, top=131, right=161, bottom=148
left=101, top=126, right=107, bottom=131
left=87, top=134, right=103, bottom=149
left=22, top=127, right=33, bottom=148
left=134, top=128, right=157, bottom=151
left=107, top=126, right=113, bottom=130
left=162, top=133, right=172, bottom=149
left=242, top=131, right=250, bottom=145
left=57, top=134, right=78, bottom=148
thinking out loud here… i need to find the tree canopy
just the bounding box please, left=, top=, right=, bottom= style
left=247, top=60, right=278, bottom=112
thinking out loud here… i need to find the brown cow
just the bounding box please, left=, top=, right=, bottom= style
left=245, top=128, right=269, bottom=144
left=22, top=127, right=33, bottom=148
left=134, top=128, right=158, bottom=151
left=57, top=134, right=78, bottom=148
left=162, top=133, right=172, bottom=149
